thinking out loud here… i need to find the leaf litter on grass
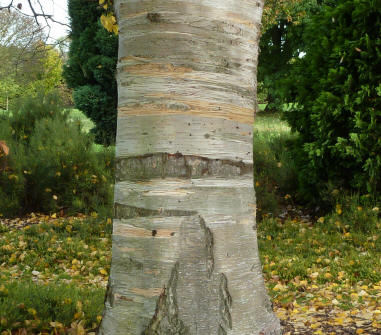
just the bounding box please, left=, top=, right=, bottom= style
left=0, top=211, right=380, bottom=334
left=0, top=214, right=111, bottom=334
left=0, top=214, right=111, bottom=288
left=258, top=211, right=381, bottom=335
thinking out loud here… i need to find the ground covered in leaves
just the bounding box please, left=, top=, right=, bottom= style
left=0, top=214, right=111, bottom=334
left=0, top=210, right=380, bottom=334
left=259, top=211, right=381, bottom=335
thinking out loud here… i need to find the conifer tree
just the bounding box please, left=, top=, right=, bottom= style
left=283, top=0, right=381, bottom=199
left=63, top=0, right=118, bottom=145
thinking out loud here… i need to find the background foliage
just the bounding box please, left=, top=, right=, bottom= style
left=258, top=0, right=324, bottom=111
left=63, top=0, right=118, bottom=145
left=0, top=10, right=63, bottom=110
left=281, top=0, right=381, bottom=202
left=0, top=92, right=114, bottom=217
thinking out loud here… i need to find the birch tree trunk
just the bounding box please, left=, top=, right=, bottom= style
left=99, top=0, right=281, bottom=334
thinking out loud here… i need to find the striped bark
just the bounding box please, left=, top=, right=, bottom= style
left=99, top=0, right=281, bottom=334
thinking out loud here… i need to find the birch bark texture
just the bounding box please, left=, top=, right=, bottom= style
left=99, top=0, right=281, bottom=334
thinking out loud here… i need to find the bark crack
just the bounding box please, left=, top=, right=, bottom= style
left=219, top=273, right=233, bottom=333
left=144, top=262, right=190, bottom=335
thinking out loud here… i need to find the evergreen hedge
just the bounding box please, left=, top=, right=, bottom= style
left=63, top=0, right=118, bottom=145
left=282, top=0, right=381, bottom=201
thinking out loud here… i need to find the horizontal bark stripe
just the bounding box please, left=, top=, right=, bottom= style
left=119, top=0, right=261, bottom=31
left=115, top=114, right=253, bottom=162
left=118, top=77, right=255, bottom=112
left=114, top=203, right=197, bottom=219
left=117, top=105, right=253, bottom=124
left=118, top=11, right=148, bottom=19
left=113, top=217, right=185, bottom=238
left=119, top=22, right=256, bottom=45
left=118, top=62, right=254, bottom=91
left=119, top=63, right=254, bottom=89
left=113, top=224, right=177, bottom=238
left=118, top=48, right=256, bottom=77
left=116, top=177, right=253, bottom=190
left=114, top=177, right=255, bottom=216
left=118, top=33, right=257, bottom=75
left=114, top=294, right=134, bottom=302
left=119, top=56, right=257, bottom=78
left=120, top=63, right=193, bottom=76
left=118, top=24, right=257, bottom=55
left=129, top=287, right=163, bottom=297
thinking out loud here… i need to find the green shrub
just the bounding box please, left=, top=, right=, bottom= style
left=26, top=116, right=114, bottom=213
left=282, top=0, right=381, bottom=202
left=8, top=91, right=65, bottom=143
left=0, top=92, right=114, bottom=217
left=0, top=121, right=25, bottom=216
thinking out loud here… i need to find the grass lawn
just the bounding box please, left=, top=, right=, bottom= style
left=0, top=112, right=380, bottom=334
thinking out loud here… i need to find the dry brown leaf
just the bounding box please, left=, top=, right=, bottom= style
left=0, top=141, right=9, bottom=156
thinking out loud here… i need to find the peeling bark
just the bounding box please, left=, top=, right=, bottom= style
left=144, top=263, right=190, bottom=335
left=98, top=0, right=281, bottom=334
left=116, top=152, right=253, bottom=181
left=116, top=153, right=253, bottom=181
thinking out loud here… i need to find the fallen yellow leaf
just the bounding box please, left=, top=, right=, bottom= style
left=99, top=268, right=108, bottom=275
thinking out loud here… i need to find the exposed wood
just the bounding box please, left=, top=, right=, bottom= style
left=115, top=153, right=253, bottom=181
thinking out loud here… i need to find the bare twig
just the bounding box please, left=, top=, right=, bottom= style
left=0, top=1, right=14, bottom=11
left=0, top=0, right=70, bottom=29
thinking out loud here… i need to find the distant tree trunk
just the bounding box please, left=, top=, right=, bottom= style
left=264, top=92, right=277, bottom=112
left=99, top=0, right=281, bottom=334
